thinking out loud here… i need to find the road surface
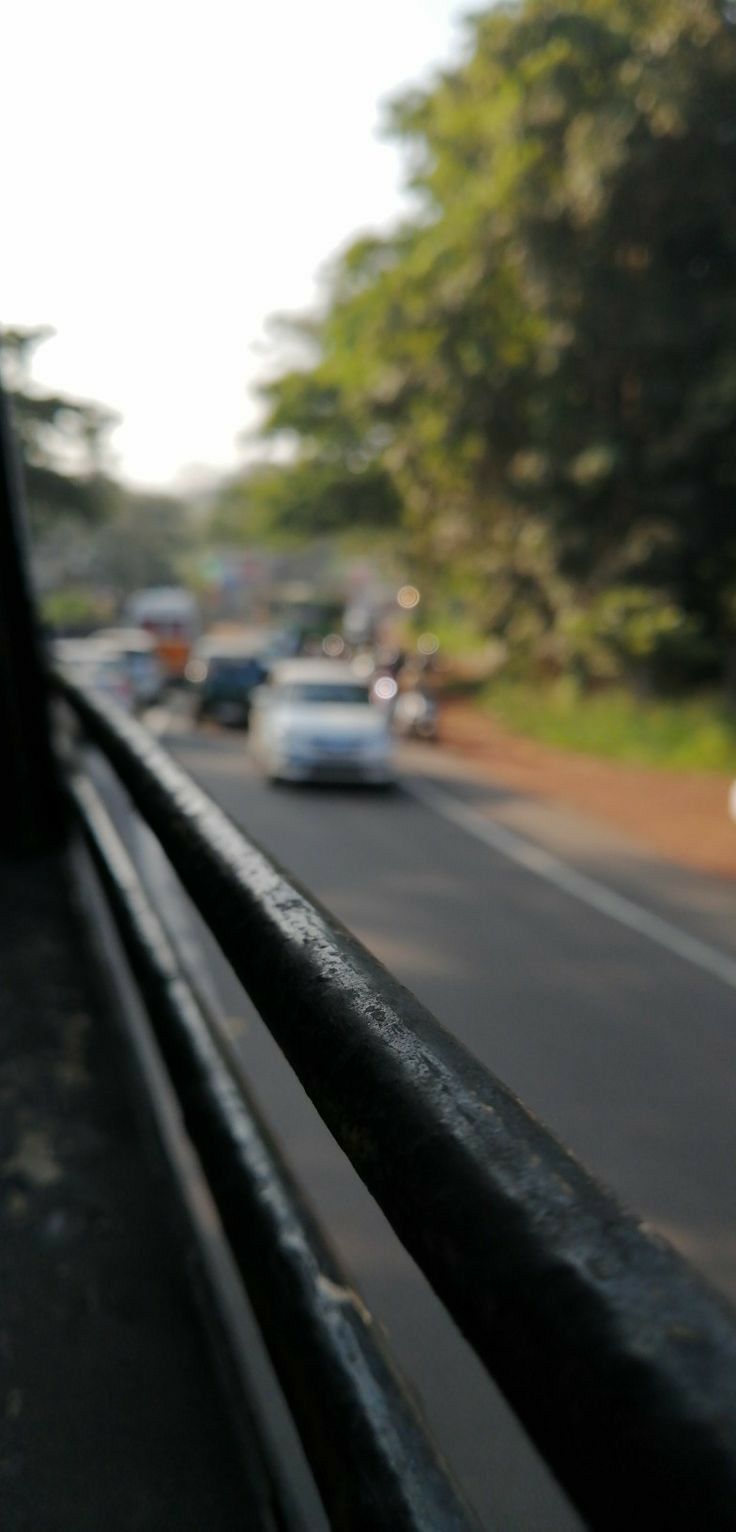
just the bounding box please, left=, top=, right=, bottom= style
left=141, top=710, right=736, bottom=1529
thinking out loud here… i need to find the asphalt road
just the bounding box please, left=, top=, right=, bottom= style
left=144, top=712, right=736, bottom=1530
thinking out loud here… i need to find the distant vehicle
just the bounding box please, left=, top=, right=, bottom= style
left=250, top=659, right=394, bottom=785
left=271, top=592, right=346, bottom=654
left=207, top=625, right=298, bottom=662
left=55, top=639, right=134, bottom=713
left=392, top=688, right=439, bottom=741
left=370, top=672, right=399, bottom=707
left=90, top=627, right=164, bottom=709
left=367, top=648, right=408, bottom=704
left=185, top=628, right=291, bottom=727
left=122, top=587, right=199, bottom=680
left=191, top=653, right=267, bottom=728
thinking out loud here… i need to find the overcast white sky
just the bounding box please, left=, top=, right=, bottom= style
left=3, top=0, right=470, bottom=490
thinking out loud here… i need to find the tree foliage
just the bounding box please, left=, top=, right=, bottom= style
left=1, top=330, right=198, bottom=603
left=246, top=0, right=736, bottom=687
left=84, top=489, right=192, bottom=595
left=1, top=327, right=117, bottom=529
left=211, top=457, right=402, bottom=546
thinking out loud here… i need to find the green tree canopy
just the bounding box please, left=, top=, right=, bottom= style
left=250, top=0, right=736, bottom=685
left=211, top=456, right=402, bottom=545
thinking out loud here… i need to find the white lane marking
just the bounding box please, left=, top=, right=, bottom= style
left=409, top=781, right=736, bottom=992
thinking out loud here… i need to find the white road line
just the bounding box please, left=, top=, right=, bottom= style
left=410, top=781, right=736, bottom=992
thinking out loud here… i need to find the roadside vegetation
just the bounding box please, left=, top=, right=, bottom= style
left=211, top=0, right=736, bottom=768
left=478, top=680, right=736, bottom=773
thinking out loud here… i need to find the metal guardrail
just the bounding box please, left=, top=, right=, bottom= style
left=70, top=769, right=475, bottom=1532
left=55, top=672, right=736, bottom=1532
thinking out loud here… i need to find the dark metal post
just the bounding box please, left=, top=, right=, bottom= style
left=0, top=373, right=65, bottom=852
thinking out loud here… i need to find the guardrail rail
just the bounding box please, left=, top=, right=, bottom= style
left=54, top=672, right=736, bottom=1532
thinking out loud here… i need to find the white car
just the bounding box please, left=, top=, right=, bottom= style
left=250, top=660, right=395, bottom=785
left=90, top=627, right=164, bottom=709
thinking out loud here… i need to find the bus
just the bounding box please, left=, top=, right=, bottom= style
left=122, top=586, right=199, bottom=680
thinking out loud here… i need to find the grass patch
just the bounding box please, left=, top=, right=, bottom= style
left=479, top=680, right=736, bottom=772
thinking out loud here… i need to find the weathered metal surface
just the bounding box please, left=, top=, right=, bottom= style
left=71, top=770, right=478, bottom=1532
left=60, top=680, right=736, bottom=1530
left=0, top=376, right=64, bottom=852
left=0, top=850, right=269, bottom=1531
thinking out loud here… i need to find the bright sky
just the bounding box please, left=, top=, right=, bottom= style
left=3, top=0, right=469, bottom=490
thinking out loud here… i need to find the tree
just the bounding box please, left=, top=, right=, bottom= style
left=211, top=361, right=402, bottom=545
left=83, top=488, right=193, bottom=596
left=1, top=327, right=117, bottom=530
left=252, top=0, right=736, bottom=686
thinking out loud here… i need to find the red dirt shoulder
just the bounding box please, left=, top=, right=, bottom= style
left=438, top=699, right=736, bottom=880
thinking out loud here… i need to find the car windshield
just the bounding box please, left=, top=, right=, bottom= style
left=279, top=682, right=370, bottom=706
